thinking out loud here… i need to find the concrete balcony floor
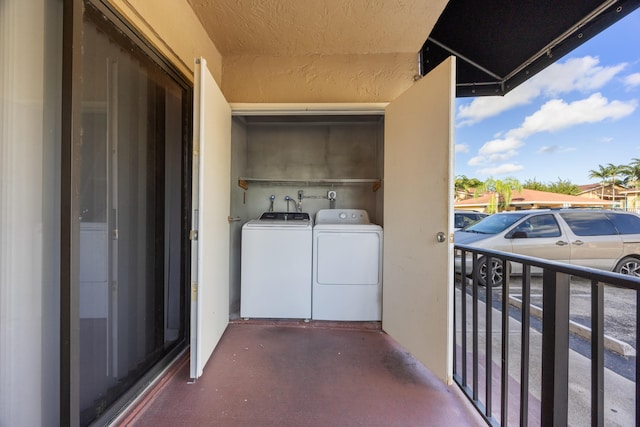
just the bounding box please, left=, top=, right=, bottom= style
left=118, top=320, right=485, bottom=426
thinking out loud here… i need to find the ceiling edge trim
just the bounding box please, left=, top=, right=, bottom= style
left=230, top=103, right=388, bottom=116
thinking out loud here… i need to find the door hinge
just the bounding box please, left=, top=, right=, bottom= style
left=190, top=230, right=198, bottom=240
left=191, top=282, right=198, bottom=301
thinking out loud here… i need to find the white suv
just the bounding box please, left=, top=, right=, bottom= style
left=455, top=209, right=640, bottom=286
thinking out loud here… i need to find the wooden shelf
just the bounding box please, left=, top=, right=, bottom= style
left=238, top=177, right=382, bottom=191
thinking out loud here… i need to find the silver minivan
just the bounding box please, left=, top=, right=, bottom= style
left=455, top=209, right=640, bottom=286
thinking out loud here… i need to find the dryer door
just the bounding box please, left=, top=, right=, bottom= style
left=316, top=232, right=381, bottom=285
left=383, top=57, right=455, bottom=383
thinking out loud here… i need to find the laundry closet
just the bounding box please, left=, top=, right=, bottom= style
left=228, top=113, right=385, bottom=318
left=191, top=58, right=454, bottom=381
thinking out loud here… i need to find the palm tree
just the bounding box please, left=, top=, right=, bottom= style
left=479, top=177, right=523, bottom=213
left=454, top=175, right=482, bottom=201
left=622, top=158, right=640, bottom=189
left=588, top=164, right=611, bottom=200
left=606, top=163, right=626, bottom=203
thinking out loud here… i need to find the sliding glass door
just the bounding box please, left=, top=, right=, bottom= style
left=76, top=4, right=190, bottom=425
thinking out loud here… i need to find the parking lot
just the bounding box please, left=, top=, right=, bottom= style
left=455, top=274, right=638, bottom=426
left=458, top=273, right=638, bottom=383
left=508, top=275, right=637, bottom=350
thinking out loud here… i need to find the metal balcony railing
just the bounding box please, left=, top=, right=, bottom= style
left=454, top=244, right=640, bottom=427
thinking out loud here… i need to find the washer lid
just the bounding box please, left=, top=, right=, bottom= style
left=244, top=212, right=312, bottom=228
left=259, top=212, right=310, bottom=221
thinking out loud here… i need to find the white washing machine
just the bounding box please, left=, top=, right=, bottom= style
left=312, top=209, right=383, bottom=321
left=241, top=212, right=313, bottom=319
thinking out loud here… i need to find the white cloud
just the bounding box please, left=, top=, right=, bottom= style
left=466, top=92, right=635, bottom=176
left=478, top=137, right=523, bottom=155
left=487, top=152, right=519, bottom=162
left=468, top=152, right=519, bottom=166
left=477, top=163, right=524, bottom=176
left=466, top=137, right=523, bottom=166
left=624, top=73, right=640, bottom=88
left=600, top=136, right=614, bottom=143
left=538, top=145, right=559, bottom=153
left=467, top=156, right=487, bottom=166
left=456, top=56, right=627, bottom=126
left=534, top=56, right=626, bottom=96
left=457, top=84, right=540, bottom=126
left=507, top=93, right=637, bottom=139
left=537, top=145, right=576, bottom=154
left=455, top=143, right=470, bottom=153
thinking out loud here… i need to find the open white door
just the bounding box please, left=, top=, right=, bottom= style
left=382, top=57, right=455, bottom=383
left=190, top=58, right=231, bottom=380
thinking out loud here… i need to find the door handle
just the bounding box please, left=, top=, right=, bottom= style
left=556, top=240, right=568, bottom=246
left=227, top=216, right=242, bottom=223
left=573, top=240, right=584, bottom=246
left=436, top=231, right=447, bottom=243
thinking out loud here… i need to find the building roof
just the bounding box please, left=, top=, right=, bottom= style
left=577, top=183, right=626, bottom=191
left=578, top=183, right=602, bottom=192
left=455, top=188, right=614, bottom=210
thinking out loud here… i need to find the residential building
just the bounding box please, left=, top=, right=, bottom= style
left=621, top=188, right=640, bottom=213
left=456, top=188, right=615, bottom=212
left=578, top=183, right=628, bottom=208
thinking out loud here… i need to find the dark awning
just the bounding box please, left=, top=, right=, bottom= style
left=421, top=0, right=640, bottom=97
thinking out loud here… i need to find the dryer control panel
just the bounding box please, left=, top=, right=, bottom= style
left=315, top=209, right=370, bottom=224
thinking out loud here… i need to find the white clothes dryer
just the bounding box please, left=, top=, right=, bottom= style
left=241, top=212, right=313, bottom=319
left=312, top=209, right=383, bottom=321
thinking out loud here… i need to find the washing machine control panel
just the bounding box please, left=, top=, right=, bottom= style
left=259, top=212, right=310, bottom=221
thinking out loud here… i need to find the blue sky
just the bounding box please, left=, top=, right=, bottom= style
left=455, top=9, right=640, bottom=186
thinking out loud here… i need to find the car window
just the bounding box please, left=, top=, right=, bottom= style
left=464, top=212, right=529, bottom=234
left=455, top=213, right=487, bottom=229
left=510, top=214, right=561, bottom=238
left=605, top=212, right=640, bottom=234
left=455, top=213, right=471, bottom=229
left=560, top=212, right=617, bottom=236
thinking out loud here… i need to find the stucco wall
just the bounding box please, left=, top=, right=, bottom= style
left=222, top=53, right=419, bottom=103
left=106, top=1, right=420, bottom=103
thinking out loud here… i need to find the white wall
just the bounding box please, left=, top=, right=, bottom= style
left=0, top=0, right=62, bottom=424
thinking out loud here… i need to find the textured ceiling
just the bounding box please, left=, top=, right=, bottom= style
left=186, top=0, right=448, bottom=56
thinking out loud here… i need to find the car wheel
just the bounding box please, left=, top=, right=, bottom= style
left=476, top=256, right=509, bottom=287
left=615, top=256, right=640, bottom=277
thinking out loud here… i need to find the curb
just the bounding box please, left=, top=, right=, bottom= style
left=508, top=295, right=636, bottom=357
